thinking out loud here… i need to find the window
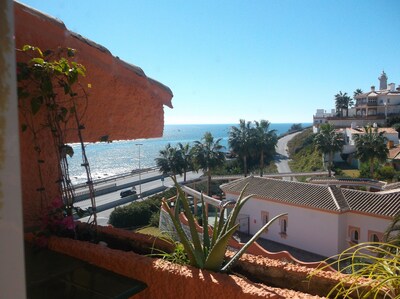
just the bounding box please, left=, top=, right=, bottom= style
left=368, top=230, right=383, bottom=243
left=348, top=226, right=360, bottom=244
left=261, top=211, right=269, bottom=233
left=280, top=216, right=288, bottom=238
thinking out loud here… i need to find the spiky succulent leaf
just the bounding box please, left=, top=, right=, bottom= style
left=204, top=223, right=239, bottom=272
left=201, top=193, right=211, bottom=253
left=161, top=200, right=200, bottom=267
left=211, top=201, right=230, bottom=247
left=221, top=188, right=253, bottom=236
left=221, top=213, right=288, bottom=273
left=172, top=177, right=205, bottom=267
left=225, top=189, right=253, bottom=232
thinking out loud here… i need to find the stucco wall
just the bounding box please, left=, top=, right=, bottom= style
left=228, top=195, right=341, bottom=257
left=13, top=2, right=173, bottom=228
left=0, top=1, right=26, bottom=298
left=226, top=192, right=393, bottom=258
left=345, top=212, right=390, bottom=244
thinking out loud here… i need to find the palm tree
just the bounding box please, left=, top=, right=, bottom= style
left=353, top=126, right=389, bottom=177
left=314, top=123, right=344, bottom=177
left=253, top=120, right=278, bottom=177
left=353, top=88, right=363, bottom=98
left=353, top=89, right=363, bottom=108
left=177, top=142, right=192, bottom=182
left=229, top=119, right=253, bottom=176
left=155, top=143, right=184, bottom=179
left=192, top=132, right=225, bottom=196
left=335, top=91, right=353, bottom=117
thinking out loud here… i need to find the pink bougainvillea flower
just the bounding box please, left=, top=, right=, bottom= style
left=51, top=197, right=64, bottom=209
left=61, top=216, right=75, bottom=230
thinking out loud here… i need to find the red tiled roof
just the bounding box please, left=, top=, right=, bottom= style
left=342, top=188, right=400, bottom=217
left=348, top=127, right=398, bottom=134
left=221, top=177, right=348, bottom=212
left=389, top=146, right=400, bottom=159
left=221, top=176, right=400, bottom=217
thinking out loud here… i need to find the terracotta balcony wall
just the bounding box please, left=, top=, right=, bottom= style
left=14, top=2, right=173, bottom=228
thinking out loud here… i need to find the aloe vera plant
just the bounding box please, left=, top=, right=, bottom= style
left=161, top=178, right=287, bottom=273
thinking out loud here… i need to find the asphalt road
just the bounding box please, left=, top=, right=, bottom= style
left=274, top=132, right=301, bottom=180
left=77, top=170, right=203, bottom=225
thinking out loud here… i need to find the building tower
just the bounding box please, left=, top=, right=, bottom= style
left=378, top=70, right=388, bottom=90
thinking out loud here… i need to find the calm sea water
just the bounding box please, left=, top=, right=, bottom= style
left=67, top=123, right=310, bottom=184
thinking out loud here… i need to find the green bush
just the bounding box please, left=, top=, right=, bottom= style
left=108, top=188, right=176, bottom=228
left=377, top=166, right=397, bottom=182
left=359, top=161, right=381, bottom=179
left=108, top=204, right=153, bottom=228
left=148, top=211, right=161, bottom=227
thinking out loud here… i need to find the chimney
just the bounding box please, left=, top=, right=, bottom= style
left=371, top=85, right=375, bottom=91
left=387, top=140, right=394, bottom=149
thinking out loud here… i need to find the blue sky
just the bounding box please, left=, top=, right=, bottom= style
left=19, top=0, right=400, bottom=124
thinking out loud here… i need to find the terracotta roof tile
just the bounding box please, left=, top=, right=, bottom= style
left=342, top=189, right=400, bottom=217
left=221, top=177, right=400, bottom=217
left=221, top=177, right=344, bottom=211
left=389, top=146, right=400, bottom=159
left=348, top=127, right=398, bottom=134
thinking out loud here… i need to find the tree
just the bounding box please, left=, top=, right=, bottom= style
left=353, top=88, right=363, bottom=98
left=177, top=142, right=192, bottom=182
left=289, top=123, right=302, bottom=132
left=353, top=126, right=389, bottom=177
left=155, top=143, right=184, bottom=179
left=192, top=132, right=225, bottom=196
left=253, top=120, right=278, bottom=177
left=314, top=123, right=344, bottom=177
left=335, top=91, right=353, bottom=117
left=229, top=119, right=253, bottom=176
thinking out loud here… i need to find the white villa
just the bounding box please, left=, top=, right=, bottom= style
left=355, top=71, right=400, bottom=118
left=313, top=71, right=400, bottom=130
left=221, top=176, right=400, bottom=258
left=342, top=126, right=399, bottom=155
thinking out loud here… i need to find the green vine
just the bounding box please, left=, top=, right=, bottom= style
left=17, top=45, right=97, bottom=227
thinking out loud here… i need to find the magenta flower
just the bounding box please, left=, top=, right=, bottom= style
left=61, top=216, right=75, bottom=230
left=51, top=197, right=64, bottom=209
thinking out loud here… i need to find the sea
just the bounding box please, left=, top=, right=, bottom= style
left=67, top=123, right=311, bottom=184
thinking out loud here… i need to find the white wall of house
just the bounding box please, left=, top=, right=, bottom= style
left=345, top=212, right=390, bottom=243
left=228, top=195, right=342, bottom=257
left=345, top=128, right=399, bottom=147
left=225, top=192, right=394, bottom=258
left=337, top=213, right=349, bottom=253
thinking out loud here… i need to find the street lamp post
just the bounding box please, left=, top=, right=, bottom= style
left=136, top=143, right=143, bottom=198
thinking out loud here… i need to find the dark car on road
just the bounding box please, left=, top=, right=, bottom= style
left=120, top=187, right=137, bottom=198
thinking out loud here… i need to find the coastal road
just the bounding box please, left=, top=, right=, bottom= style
left=77, top=171, right=203, bottom=225
left=274, top=132, right=301, bottom=180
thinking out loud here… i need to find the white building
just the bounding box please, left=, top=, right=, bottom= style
left=355, top=71, right=400, bottom=117
left=313, top=71, right=400, bottom=131
left=221, top=176, right=400, bottom=258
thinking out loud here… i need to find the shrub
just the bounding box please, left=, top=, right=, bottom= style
left=148, top=211, right=161, bottom=227
left=359, top=161, right=381, bottom=179
left=108, top=188, right=176, bottom=228
left=377, top=166, right=397, bottom=182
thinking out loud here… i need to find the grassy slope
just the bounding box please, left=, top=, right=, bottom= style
left=287, top=128, right=323, bottom=173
